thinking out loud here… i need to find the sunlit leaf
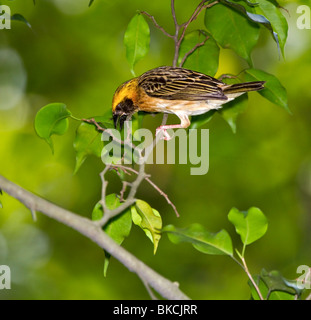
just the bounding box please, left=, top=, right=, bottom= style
left=131, top=200, right=162, bottom=254
left=245, top=68, right=289, bottom=112
left=228, top=207, right=268, bottom=246
left=92, top=194, right=132, bottom=276
left=205, top=3, right=260, bottom=64
left=252, top=0, right=288, bottom=57
left=219, top=0, right=287, bottom=58
left=124, top=13, right=150, bottom=75
left=163, top=224, right=233, bottom=256
left=34, top=103, right=71, bottom=153
left=178, top=30, right=219, bottom=76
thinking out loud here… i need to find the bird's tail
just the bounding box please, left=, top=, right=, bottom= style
left=223, top=81, right=265, bottom=95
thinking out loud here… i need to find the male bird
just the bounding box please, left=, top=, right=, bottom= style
left=112, top=66, right=265, bottom=139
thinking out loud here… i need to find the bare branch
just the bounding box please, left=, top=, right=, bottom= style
left=0, top=174, right=190, bottom=300
left=171, top=0, right=219, bottom=68
left=96, top=162, right=147, bottom=226
left=113, top=164, right=180, bottom=217
left=141, top=11, right=174, bottom=38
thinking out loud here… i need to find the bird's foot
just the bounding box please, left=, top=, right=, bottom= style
left=155, top=127, right=173, bottom=141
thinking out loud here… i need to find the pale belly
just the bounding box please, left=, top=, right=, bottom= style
left=152, top=99, right=232, bottom=116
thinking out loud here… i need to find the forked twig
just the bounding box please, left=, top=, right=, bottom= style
left=113, top=164, right=180, bottom=217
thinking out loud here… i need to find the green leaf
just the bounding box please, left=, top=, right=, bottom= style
left=163, top=224, right=233, bottom=256
left=251, top=0, right=288, bottom=58
left=34, top=103, right=71, bottom=153
left=205, top=3, right=260, bottom=65
left=218, top=78, right=249, bottom=133
left=256, top=269, right=303, bottom=299
left=11, top=13, right=32, bottom=29
left=189, top=110, right=216, bottom=129
left=220, top=0, right=287, bottom=58
left=178, top=30, right=220, bottom=77
left=131, top=200, right=162, bottom=254
left=73, top=114, right=113, bottom=174
left=245, top=68, right=289, bottom=112
left=124, top=13, right=150, bottom=75
left=219, top=94, right=248, bottom=133
left=89, top=0, right=94, bottom=7
left=92, top=194, right=132, bottom=276
left=228, top=207, right=268, bottom=246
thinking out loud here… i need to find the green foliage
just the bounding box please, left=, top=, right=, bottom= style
left=73, top=113, right=113, bottom=174
left=11, top=14, right=32, bottom=29
left=163, top=224, right=233, bottom=256
left=219, top=0, right=288, bottom=57
left=249, top=269, right=304, bottom=300
left=23, top=0, right=305, bottom=300
left=218, top=78, right=249, bottom=133
left=124, top=13, right=150, bottom=76
left=205, top=3, right=260, bottom=65
left=163, top=207, right=307, bottom=299
left=245, top=68, right=289, bottom=112
left=92, top=194, right=132, bottom=276
left=131, top=200, right=162, bottom=254
left=178, top=30, right=219, bottom=76
left=189, top=110, right=216, bottom=129
left=228, top=207, right=268, bottom=247
left=252, top=0, right=288, bottom=57
left=34, top=103, right=72, bottom=153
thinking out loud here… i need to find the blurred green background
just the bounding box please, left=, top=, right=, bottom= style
left=0, top=0, right=310, bottom=299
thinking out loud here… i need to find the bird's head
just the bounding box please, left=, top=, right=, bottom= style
left=112, top=78, right=139, bottom=130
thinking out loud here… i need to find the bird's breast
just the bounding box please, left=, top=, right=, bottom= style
left=137, top=95, right=224, bottom=116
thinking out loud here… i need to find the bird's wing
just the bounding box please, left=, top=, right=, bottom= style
left=138, top=67, right=228, bottom=101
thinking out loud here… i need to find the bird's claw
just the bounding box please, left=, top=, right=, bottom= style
left=156, top=128, right=173, bottom=141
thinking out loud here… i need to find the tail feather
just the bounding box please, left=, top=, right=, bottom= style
left=223, top=81, right=265, bottom=95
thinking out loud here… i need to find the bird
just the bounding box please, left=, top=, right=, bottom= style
left=112, top=66, right=265, bottom=139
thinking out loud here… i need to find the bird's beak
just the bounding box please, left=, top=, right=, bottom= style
left=113, top=113, right=119, bottom=129
left=113, top=113, right=128, bottom=130
left=119, top=114, right=127, bottom=131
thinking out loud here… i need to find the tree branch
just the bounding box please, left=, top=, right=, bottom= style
left=0, top=174, right=190, bottom=300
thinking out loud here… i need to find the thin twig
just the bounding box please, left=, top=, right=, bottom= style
left=113, top=164, right=180, bottom=217
left=82, top=118, right=141, bottom=157
left=140, top=11, right=174, bottom=38
left=99, top=165, right=111, bottom=214
left=120, top=181, right=131, bottom=202
left=241, top=256, right=264, bottom=300
left=179, top=34, right=209, bottom=67
left=171, top=0, right=219, bottom=68
left=142, top=278, right=159, bottom=300
left=97, top=162, right=147, bottom=227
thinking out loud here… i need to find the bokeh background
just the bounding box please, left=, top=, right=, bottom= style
left=0, top=0, right=310, bottom=299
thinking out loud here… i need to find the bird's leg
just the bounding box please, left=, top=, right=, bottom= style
left=156, top=113, right=190, bottom=141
